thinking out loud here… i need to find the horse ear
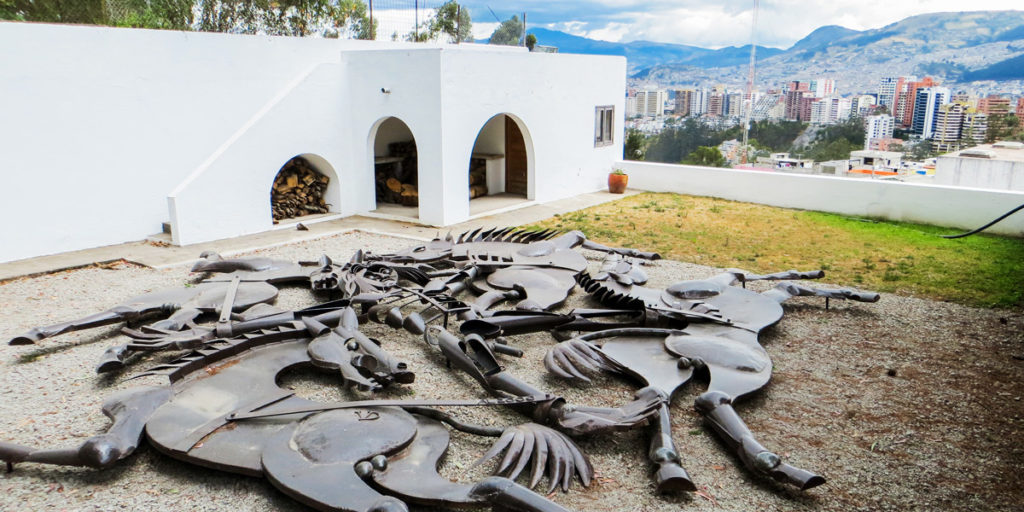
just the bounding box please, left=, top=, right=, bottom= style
left=319, top=254, right=333, bottom=267
left=349, top=250, right=364, bottom=263
left=198, top=251, right=222, bottom=261
left=445, top=232, right=454, bottom=242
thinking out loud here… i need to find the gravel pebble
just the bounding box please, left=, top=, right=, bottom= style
left=1, top=231, right=1022, bottom=512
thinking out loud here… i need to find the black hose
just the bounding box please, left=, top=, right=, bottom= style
left=941, top=202, right=1024, bottom=239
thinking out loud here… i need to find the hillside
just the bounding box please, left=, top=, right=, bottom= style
left=630, top=10, right=1024, bottom=92
left=524, top=27, right=783, bottom=72
left=962, top=53, right=1024, bottom=81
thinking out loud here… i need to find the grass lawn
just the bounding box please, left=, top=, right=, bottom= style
left=527, top=192, right=1024, bottom=308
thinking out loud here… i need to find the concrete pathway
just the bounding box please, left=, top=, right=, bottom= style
left=0, top=190, right=640, bottom=281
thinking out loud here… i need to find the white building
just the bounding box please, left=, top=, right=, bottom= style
left=864, top=115, right=895, bottom=150
left=810, top=78, right=837, bottom=98
left=935, top=142, right=1024, bottom=191
left=0, top=22, right=626, bottom=263
left=852, top=95, right=877, bottom=116
left=690, top=88, right=709, bottom=116
left=877, top=76, right=914, bottom=111
left=809, top=96, right=850, bottom=125
left=635, top=90, right=667, bottom=118
left=625, top=96, right=639, bottom=118
left=912, top=86, right=951, bottom=138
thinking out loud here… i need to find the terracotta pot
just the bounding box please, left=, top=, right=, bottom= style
left=608, top=173, right=628, bottom=194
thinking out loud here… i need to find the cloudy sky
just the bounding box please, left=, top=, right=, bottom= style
left=454, top=1, right=1023, bottom=49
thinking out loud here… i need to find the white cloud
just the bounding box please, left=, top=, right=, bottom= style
left=511, top=1, right=1024, bottom=48
left=472, top=21, right=499, bottom=41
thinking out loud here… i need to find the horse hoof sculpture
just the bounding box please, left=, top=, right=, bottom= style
left=2, top=228, right=880, bottom=510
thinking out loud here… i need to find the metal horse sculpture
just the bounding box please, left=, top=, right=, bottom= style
left=2, top=228, right=880, bottom=511
left=544, top=255, right=880, bottom=491
left=1, top=305, right=585, bottom=512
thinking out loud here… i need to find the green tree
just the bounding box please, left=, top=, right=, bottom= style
left=800, top=138, right=856, bottom=162
left=624, top=129, right=646, bottom=160
left=488, top=14, right=522, bottom=46
left=898, top=138, right=937, bottom=161
left=682, top=146, right=726, bottom=167
left=2, top=0, right=376, bottom=37
left=525, top=33, right=537, bottom=50
left=427, top=1, right=471, bottom=43
left=644, top=118, right=719, bottom=163
left=2, top=0, right=107, bottom=24
left=332, top=0, right=374, bottom=39
left=986, top=114, right=1022, bottom=143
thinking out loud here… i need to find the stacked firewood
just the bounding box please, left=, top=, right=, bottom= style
left=271, top=157, right=329, bottom=222
left=469, top=158, right=488, bottom=199
left=379, top=177, right=419, bottom=206
left=374, top=141, right=419, bottom=207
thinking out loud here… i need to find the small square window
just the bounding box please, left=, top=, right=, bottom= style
left=595, top=106, right=614, bottom=147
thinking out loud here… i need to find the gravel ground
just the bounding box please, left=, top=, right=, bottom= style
left=0, top=231, right=1022, bottom=512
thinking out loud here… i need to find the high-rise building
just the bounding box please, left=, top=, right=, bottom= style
left=951, top=93, right=976, bottom=107
left=898, top=77, right=936, bottom=128
left=810, top=78, right=837, bottom=98
left=851, top=95, right=877, bottom=116
left=690, top=88, right=709, bottom=116
left=708, top=93, right=725, bottom=117
left=978, top=95, right=1011, bottom=116
left=932, top=103, right=968, bottom=153
left=751, top=94, right=783, bottom=121
left=1017, top=97, right=1024, bottom=120
left=798, top=95, right=818, bottom=123
left=963, top=110, right=988, bottom=147
left=625, top=95, right=638, bottom=118
left=864, top=114, right=895, bottom=150
left=911, top=86, right=950, bottom=138
left=932, top=103, right=987, bottom=153
left=809, top=96, right=848, bottom=125
left=673, top=89, right=693, bottom=116
left=725, top=92, right=743, bottom=117
left=635, top=90, right=667, bottom=118
left=877, top=77, right=901, bottom=111
left=784, top=89, right=814, bottom=121
left=838, top=97, right=852, bottom=121
left=706, top=85, right=727, bottom=117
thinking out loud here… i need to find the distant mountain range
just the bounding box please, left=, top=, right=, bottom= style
left=525, top=11, right=1024, bottom=93
left=523, top=27, right=784, bottom=72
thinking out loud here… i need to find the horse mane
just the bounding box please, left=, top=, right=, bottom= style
left=132, top=324, right=308, bottom=383
left=455, top=227, right=562, bottom=244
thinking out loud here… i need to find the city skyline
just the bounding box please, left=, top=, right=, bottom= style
left=460, top=2, right=1023, bottom=49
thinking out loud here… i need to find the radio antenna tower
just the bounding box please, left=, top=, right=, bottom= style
left=741, top=0, right=760, bottom=164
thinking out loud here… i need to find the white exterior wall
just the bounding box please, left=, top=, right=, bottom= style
left=438, top=50, right=625, bottom=212
left=618, top=161, right=1024, bottom=237
left=0, top=22, right=380, bottom=262
left=0, top=22, right=625, bottom=262
left=935, top=156, right=1024, bottom=192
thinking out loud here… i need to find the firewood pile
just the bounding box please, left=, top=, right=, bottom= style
left=271, top=157, right=329, bottom=222
left=469, top=158, right=488, bottom=199
left=375, top=141, right=419, bottom=207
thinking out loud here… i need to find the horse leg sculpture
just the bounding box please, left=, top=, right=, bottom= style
left=547, top=330, right=697, bottom=493
left=0, top=386, right=171, bottom=469
left=695, top=391, right=825, bottom=489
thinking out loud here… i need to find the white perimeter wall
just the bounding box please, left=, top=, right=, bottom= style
left=619, top=161, right=1024, bottom=236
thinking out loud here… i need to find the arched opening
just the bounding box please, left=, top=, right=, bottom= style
left=468, top=114, right=532, bottom=216
left=270, top=154, right=339, bottom=224
left=370, top=117, right=419, bottom=219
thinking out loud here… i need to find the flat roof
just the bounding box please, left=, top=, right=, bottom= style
left=945, top=142, right=1024, bottom=162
